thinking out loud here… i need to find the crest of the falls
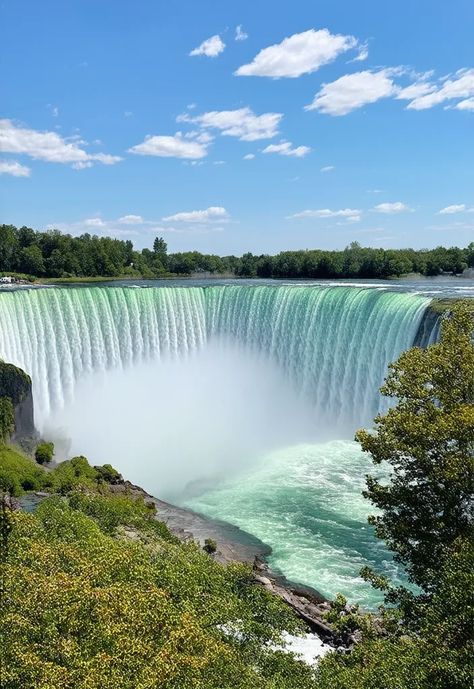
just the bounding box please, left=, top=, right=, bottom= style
left=0, top=285, right=431, bottom=428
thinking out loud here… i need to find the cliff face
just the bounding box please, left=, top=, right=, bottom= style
left=0, top=360, right=36, bottom=441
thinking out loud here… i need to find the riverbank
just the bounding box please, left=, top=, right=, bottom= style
left=107, top=479, right=339, bottom=644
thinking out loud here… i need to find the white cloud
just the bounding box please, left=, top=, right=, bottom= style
left=262, top=141, right=311, bottom=157
left=455, top=97, right=474, bottom=111
left=162, top=206, right=229, bottom=223
left=84, top=218, right=106, bottom=228
left=288, top=208, right=361, bottom=221
left=350, top=42, right=369, bottom=62
left=407, top=68, right=474, bottom=110
left=320, top=165, right=335, bottom=172
left=235, top=25, right=248, bottom=41
left=178, top=107, right=282, bottom=141
left=235, top=28, right=358, bottom=78
left=129, top=133, right=209, bottom=159
left=243, top=153, right=255, bottom=160
left=396, top=80, right=436, bottom=101
left=0, top=159, right=31, bottom=177
left=438, top=204, right=466, bottom=214
left=0, top=119, right=121, bottom=167
left=118, top=214, right=144, bottom=224
left=190, top=34, right=225, bottom=58
left=372, top=202, right=411, bottom=213
left=306, top=69, right=399, bottom=115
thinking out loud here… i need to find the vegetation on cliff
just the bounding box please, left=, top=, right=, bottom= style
left=1, top=223, right=473, bottom=279
left=0, top=453, right=317, bottom=688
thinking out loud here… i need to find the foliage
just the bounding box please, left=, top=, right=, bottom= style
left=316, top=537, right=474, bottom=689
left=1, top=224, right=473, bottom=279
left=67, top=491, right=178, bottom=542
left=94, top=462, right=122, bottom=483
left=0, top=445, right=45, bottom=495
left=356, top=301, right=474, bottom=610
left=0, top=398, right=15, bottom=444
left=204, top=537, right=217, bottom=554
left=45, top=455, right=112, bottom=494
left=323, top=593, right=376, bottom=641
left=34, top=441, right=54, bottom=465
left=0, top=495, right=316, bottom=689
left=0, top=360, right=31, bottom=406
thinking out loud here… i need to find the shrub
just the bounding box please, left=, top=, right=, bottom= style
left=203, top=538, right=217, bottom=555
left=0, top=446, right=45, bottom=496
left=35, top=441, right=54, bottom=465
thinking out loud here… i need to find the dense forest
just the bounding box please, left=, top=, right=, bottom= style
left=1, top=224, right=473, bottom=280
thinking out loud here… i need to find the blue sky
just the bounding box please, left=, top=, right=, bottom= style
left=1, top=0, right=473, bottom=254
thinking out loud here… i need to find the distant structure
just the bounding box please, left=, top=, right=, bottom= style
left=0, top=276, right=13, bottom=284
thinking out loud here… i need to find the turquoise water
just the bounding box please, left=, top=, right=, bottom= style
left=0, top=283, right=436, bottom=605
left=184, top=441, right=399, bottom=608
left=0, top=285, right=429, bottom=427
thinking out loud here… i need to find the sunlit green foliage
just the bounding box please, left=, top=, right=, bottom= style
left=34, top=441, right=54, bottom=465
left=0, top=445, right=45, bottom=495
left=356, top=301, right=474, bottom=609
left=1, top=224, right=472, bottom=278
left=1, top=494, right=316, bottom=688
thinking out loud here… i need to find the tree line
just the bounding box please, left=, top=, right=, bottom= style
left=1, top=224, right=473, bottom=280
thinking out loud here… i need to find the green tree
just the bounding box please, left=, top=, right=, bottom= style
left=153, top=236, right=168, bottom=257
left=19, top=245, right=45, bottom=276
left=356, top=301, right=474, bottom=611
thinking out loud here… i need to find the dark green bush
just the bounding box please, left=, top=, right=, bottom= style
left=35, top=441, right=54, bottom=465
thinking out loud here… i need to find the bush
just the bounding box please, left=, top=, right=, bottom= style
left=67, top=491, right=177, bottom=542
left=203, top=538, right=217, bottom=555
left=35, top=441, right=54, bottom=465
left=1, top=499, right=315, bottom=689
left=46, top=456, right=122, bottom=494
left=0, top=446, right=45, bottom=496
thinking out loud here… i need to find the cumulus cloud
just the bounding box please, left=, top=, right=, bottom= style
left=243, top=153, right=255, bottom=160
left=235, top=25, right=248, bottom=41
left=162, top=206, right=229, bottom=223
left=178, top=107, right=282, bottom=141
left=0, top=119, right=121, bottom=167
left=305, top=69, right=399, bottom=115
left=455, top=97, right=474, bottom=111
left=236, top=28, right=358, bottom=78
left=129, top=133, right=209, bottom=159
left=0, top=159, right=31, bottom=177
left=305, top=67, right=474, bottom=115
left=190, top=35, right=225, bottom=58
left=84, top=218, right=106, bottom=228
left=288, top=208, right=361, bottom=221
left=320, top=165, right=335, bottom=172
left=372, top=202, right=411, bottom=213
left=118, top=214, right=144, bottom=224
left=407, top=68, right=474, bottom=110
left=438, top=204, right=466, bottom=214
left=262, top=141, right=311, bottom=157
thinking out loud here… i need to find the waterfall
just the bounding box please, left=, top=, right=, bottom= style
left=0, top=285, right=432, bottom=427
